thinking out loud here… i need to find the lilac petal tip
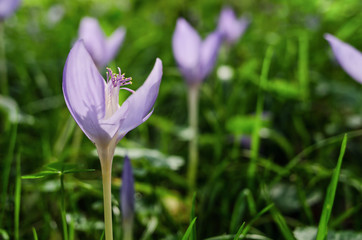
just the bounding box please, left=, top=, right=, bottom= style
left=325, top=33, right=362, bottom=84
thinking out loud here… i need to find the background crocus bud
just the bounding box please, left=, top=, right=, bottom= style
left=121, top=155, right=135, bottom=223
left=217, top=6, right=249, bottom=44
left=0, top=0, right=21, bottom=20
left=172, top=18, right=222, bottom=86
left=78, top=17, right=126, bottom=69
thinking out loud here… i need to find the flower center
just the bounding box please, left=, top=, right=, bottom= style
left=106, top=67, right=133, bottom=88
left=104, top=67, right=134, bottom=119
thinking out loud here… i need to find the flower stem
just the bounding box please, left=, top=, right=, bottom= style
left=123, top=219, right=133, bottom=240
left=60, top=173, right=69, bottom=240
left=187, top=84, right=200, bottom=193
left=0, top=21, right=8, bottom=95
left=100, top=157, right=113, bottom=240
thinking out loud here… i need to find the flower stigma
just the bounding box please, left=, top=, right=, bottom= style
left=105, top=67, right=134, bottom=119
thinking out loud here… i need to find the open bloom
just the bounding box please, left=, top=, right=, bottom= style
left=121, top=155, right=134, bottom=223
left=78, top=17, right=126, bottom=68
left=63, top=40, right=162, bottom=155
left=325, top=34, right=362, bottom=84
left=217, top=7, right=249, bottom=44
left=0, top=0, right=21, bottom=20
left=172, top=18, right=222, bottom=86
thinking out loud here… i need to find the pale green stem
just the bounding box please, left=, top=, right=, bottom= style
left=187, top=84, right=200, bottom=192
left=98, top=143, right=116, bottom=240
left=123, top=218, right=133, bottom=240
left=0, top=21, right=8, bottom=95
left=60, top=173, right=68, bottom=240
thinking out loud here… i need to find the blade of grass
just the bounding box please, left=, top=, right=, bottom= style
left=271, top=129, right=360, bottom=186
left=316, top=134, right=347, bottom=240
left=190, top=192, right=197, bottom=240
left=233, top=222, right=245, bottom=240
left=330, top=203, right=362, bottom=228
left=270, top=206, right=296, bottom=240
left=298, top=30, right=309, bottom=101
left=241, top=203, right=274, bottom=237
left=248, top=46, right=274, bottom=188
left=14, top=153, right=21, bottom=240
left=0, top=122, right=17, bottom=226
left=32, top=227, right=38, bottom=240
left=60, top=173, right=69, bottom=240
left=230, top=189, right=256, bottom=233
left=0, top=229, right=9, bottom=240
left=182, top=217, right=197, bottom=240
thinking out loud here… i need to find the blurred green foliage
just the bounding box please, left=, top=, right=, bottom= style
left=1, top=0, right=362, bottom=239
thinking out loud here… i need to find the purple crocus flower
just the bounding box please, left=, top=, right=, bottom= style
left=0, top=0, right=21, bottom=20
left=217, top=7, right=249, bottom=44
left=63, top=39, right=162, bottom=156
left=121, top=155, right=134, bottom=234
left=78, top=17, right=126, bottom=69
left=325, top=33, right=362, bottom=84
left=172, top=18, right=222, bottom=86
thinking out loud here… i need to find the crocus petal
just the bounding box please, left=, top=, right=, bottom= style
left=0, top=0, right=21, bottom=20
left=63, top=40, right=110, bottom=143
left=121, top=155, right=134, bottom=221
left=117, top=58, right=163, bottom=136
left=172, top=18, right=202, bottom=82
left=200, top=31, right=222, bottom=79
left=325, top=33, right=362, bottom=84
left=104, top=27, right=126, bottom=66
left=78, top=17, right=106, bottom=68
left=218, top=7, right=249, bottom=44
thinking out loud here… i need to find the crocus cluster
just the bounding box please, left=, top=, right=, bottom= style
left=0, top=0, right=21, bottom=20
left=325, top=33, right=362, bottom=84
left=78, top=17, right=126, bottom=69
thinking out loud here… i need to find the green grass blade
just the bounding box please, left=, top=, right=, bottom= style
left=182, top=217, right=197, bottom=240
left=0, top=123, right=17, bottom=225
left=270, top=207, right=296, bottom=240
left=298, top=30, right=309, bottom=101
left=248, top=46, right=274, bottom=188
left=316, top=134, right=347, bottom=240
left=0, top=229, right=9, bottom=240
left=241, top=203, right=274, bottom=236
left=190, top=192, right=197, bottom=240
left=14, top=153, right=21, bottom=240
left=32, top=227, right=38, bottom=240
left=233, top=222, right=245, bottom=240
left=60, top=174, right=69, bottom=240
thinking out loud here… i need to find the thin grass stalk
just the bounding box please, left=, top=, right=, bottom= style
left=60, top=173, right=68, bottom=240
left=0, top=22, right=8, bottom=95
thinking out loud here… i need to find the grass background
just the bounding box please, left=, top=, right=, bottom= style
left=1, top=0, right=362, bottom=239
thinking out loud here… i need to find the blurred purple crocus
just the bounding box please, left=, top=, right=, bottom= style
left=0, top=0, right=21, bottom=20
left=325, top=33, right=362, bottom=84
left=172, top=18, right=222, bottom=86
left=0, top=0, right=20, bottom=20
left=217, top=7, right=249, bottom=44
left=121, top=155, right=134, bottom=239
left=78, top=17, right=126, bottom=69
